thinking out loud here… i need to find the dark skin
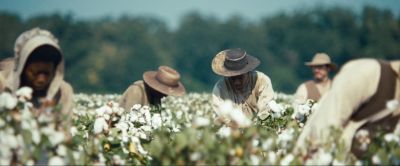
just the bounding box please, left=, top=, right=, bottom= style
left=21, top=61, right=55, bottom=98
left=144, top=82, right=167, bottom=106
left=228, top=72, right=250, bottom=92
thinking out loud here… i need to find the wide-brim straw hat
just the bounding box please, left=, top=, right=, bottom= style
left=305, top=53, right=337, bottom=70
left=143, top=66, right=186, bottom=96
left=212, top=48, right=260, bottom=77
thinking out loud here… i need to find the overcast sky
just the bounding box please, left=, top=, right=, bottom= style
left=1, top=0, right=399, bottom=29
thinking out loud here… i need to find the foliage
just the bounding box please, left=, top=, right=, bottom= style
left=0, top=6, right=399, bottom=93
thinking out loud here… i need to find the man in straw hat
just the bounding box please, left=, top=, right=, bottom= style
left=0, top=27, right=74, bottom=119
left=212, top=48, right=275, bottom=119
left=295, top=58, right=400, bottom=158
left=295, top=53, right=337, bottom=102
left=119, top=66, right=186, bottom=111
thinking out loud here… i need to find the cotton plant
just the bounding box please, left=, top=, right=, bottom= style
left=2, top=90, right=399, bottom=165
left=0, top=87, right=79, bottom=165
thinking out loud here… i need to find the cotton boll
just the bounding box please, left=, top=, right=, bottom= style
left=151, top=113, right=162, bottom=129
left=0, top=92, right=18, bottom=110
left=50, top=131, right=65, bottom=146
left=48, top=156, right=65, bottom=165
left=372, top=155, right=381, bottom=165
left=384, top=133, right=400, bottom=143
left=57, top=145, right=67, bottom=156
left=217, top=126, right=231, bottom=138
left=280, top=154, right=294, bottom=165
left=193, top=117, right=210, bottom=127
left=16, top=86, right=33, bottom=101
left=386, top=100, right=399, bottom=111
left=267, top=151, right=277, bottom=164
left=94, top=117, right=108, bottom=134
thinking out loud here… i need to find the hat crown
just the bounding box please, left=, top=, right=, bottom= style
left=223, top=48, right=249, bottom=71
left=311, top=53, right=331, bottom=64
left=155, top=66, right=180, bottom=87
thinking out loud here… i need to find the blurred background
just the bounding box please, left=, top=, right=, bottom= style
left=0, top=0, right=399, bottom=94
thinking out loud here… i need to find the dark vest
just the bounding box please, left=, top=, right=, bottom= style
left=351, top=60, right=398, bottom=158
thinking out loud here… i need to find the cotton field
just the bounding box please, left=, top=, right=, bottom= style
left=0, top=90, right=399, bottom=165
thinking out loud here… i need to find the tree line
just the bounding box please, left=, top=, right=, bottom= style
left=0, top=6, right=399, bottom=93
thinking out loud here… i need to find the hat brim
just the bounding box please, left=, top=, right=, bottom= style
left=143, top=71, right=186, bottom=96
left=212, top=53, right=260, bottom=77
left=305, top=62, right=337, bottom=71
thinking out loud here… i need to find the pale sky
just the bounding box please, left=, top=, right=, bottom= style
left=0, top=0, right=399, bottom=29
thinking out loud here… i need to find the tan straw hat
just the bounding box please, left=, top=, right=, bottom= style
left=143, top=66, right=186, bottom=96
left=305, top=53, right=337, bottom=70
left=212, top=48, right=260, bottom=77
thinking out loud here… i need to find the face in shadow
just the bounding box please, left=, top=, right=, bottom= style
left=144, top=82, right=167, bottom=106
left=22, top=61, right=55, bottom=92
left=228, top=73, right=250, bottom=92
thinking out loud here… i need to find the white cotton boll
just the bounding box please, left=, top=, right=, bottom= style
left=217, top=126, right=231, bottom=138
left=280, top=154, right=294, bottom=165
left=250, top=155, right=260, bottom=165
left=332, top=159, right=345, bottom=166
left=7, top=134, right=18, bottom=149
left=73, top=151, right=81, bottom=161
left=267, top=151, right=277, bottom=164
left=138, top=117, right=146, bottom=124
left=95, top=106, right=105, bottom=117
left=372, top=155, right=381, bottom=165
left=230, top=108, right=251, bottom=128
left=93, top=117, right=107, bottom=134
left=151, top=113, right=162, bottom=129
left=129, top=112, right=138, bottom=122
left=26, top=159, right=35, bottom=166
left=32, top=129, right=41, bottom=145
left=144, top=112, right=152, bottom=124
left=257, top=110, right=270, bottom=120
left=355, top=129, right=369, bottom=138
left=48, top=156, right=65, bottom=165
left=217, top=100, right=234, bottom=116
left=262, top=138, right=274, bottom=150
left=138, top=131, right=147, bottom=140
left=278, top=129, right=294, bottom=145
left=0, top=158, right=11, bottom=166
left=116, top=122, right=129, bottom=131
left=116, top=108, right=124, bottom=116
left=386, top=100, right=399, bottom=111
left=354, top=160, right=363, bottom=166
left=57, top=145, right=67, bottom=156
left=297, top=104, right=311, bottom=115
left=70, top=127, right=78, bottom=137
left=193, top=117, right=210, bottom=127
left=141, top=125, right=152, bottom=132
left=16, top=86, right=33, bottom=101
left=384, top=133, right=400, bottom=143
left=112, top=155, right=126, bottom=165
left=121, top=130, right=129, bottom=143
left=252, top=139, right=259, bottom=147
left=50, top=131, right=65, bottom=146
left=316, top=150, right=333, bottom=165
left=268, top=100, right=284, bottom=114
left=104, top=114, right=111, bottom=121
left=176, top=110, right=183, bottom=120
left=190, top=152, right=201, bottom=161
left=0, top=92, right=18, bottom=110
left=136, top=142, right=148, bottom=155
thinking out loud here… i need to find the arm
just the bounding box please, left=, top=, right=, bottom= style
left=255, top=72, right=275, bottom=117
